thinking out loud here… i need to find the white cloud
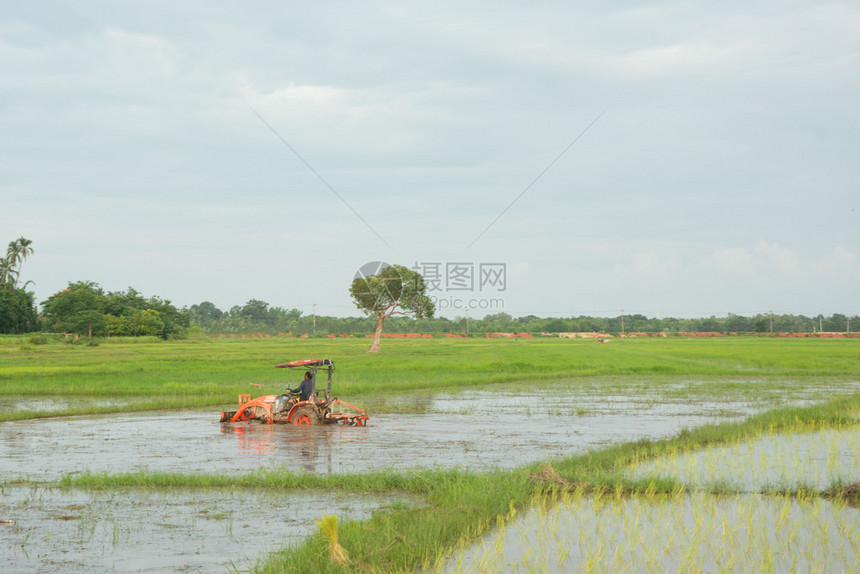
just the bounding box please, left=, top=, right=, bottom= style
left=754, top=241, right=801, bottom=274
left=711, top=242, right=803, bottom=277
left=243, top=83, right=364, bottom=123
left=609, top=40, right=754, bottom=78
left=816, top=246, right=858, bottom=277
left=711, top=247, right=757, bottom=276
left=614, top=251, right=672, bottom=281
left=634, top=251, right=671, bottom=275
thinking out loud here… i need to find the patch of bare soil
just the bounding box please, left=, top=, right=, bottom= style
left=823, top=482, right=860, bottom=508
left=528, top=464, right=590, bottom=491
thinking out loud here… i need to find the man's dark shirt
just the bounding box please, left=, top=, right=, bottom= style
left=288, top=378, right=313, bottom=402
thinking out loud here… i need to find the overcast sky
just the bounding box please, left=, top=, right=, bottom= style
left=2, top=1, right=858, bottom=319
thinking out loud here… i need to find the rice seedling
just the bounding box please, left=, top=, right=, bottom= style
left=444, top=491, right=859, bottom=573
left=628, top=425, right=859, bottom=492
left=317, top=515, right=349, bottom=565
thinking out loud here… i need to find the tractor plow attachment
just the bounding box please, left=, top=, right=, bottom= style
left=325, top=398, right=369, bottom=426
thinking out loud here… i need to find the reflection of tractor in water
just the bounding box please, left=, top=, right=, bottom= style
left=219, top=359, right=368, bottom=426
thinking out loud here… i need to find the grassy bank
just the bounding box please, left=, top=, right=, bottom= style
left=56, top=393, right=859, bottom=573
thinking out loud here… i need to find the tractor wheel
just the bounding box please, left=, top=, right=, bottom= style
left=291, top=407, right=320, bottom=426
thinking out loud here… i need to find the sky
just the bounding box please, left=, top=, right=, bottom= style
left=2, top=1, right=858, bottom=319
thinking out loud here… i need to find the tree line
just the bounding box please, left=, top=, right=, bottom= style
left=1, top=238, right=856, bottom=337
left=7, top=285, right=858, bottom=339
left=182, top=307, right=856, bottom=336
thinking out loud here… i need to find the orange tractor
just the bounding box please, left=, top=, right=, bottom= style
left=219, top=359, right=368, bottom=426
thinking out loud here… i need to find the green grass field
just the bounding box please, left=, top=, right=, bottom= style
left=1, top=335, right=858, bottom=411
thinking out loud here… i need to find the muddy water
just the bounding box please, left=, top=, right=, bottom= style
left=1, top=407, right=725, bottom=481
left=0, top=485, right=409, bottom=573
left=0, top=396, right=147, bottom=413
left=0, top=386, right=769, bottom=481
left=442, top=493, right=860, bottom=573
left=428, top=389, right=758, bottom=417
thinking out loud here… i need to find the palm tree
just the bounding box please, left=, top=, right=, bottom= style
left=3, top=237, right=33, bottom=288
left=7, top=237, right=33, bottom=268
left=0, top=257, right=17, bottom=287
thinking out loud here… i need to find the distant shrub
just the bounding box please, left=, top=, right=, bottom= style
left=28, top=335, right=49, bottom=345
left=101, top=336, right=160, bottom=344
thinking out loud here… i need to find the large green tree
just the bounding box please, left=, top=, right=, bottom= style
left=105, top=288, right=186, bottom=338
left=239, top=299, right=271, bottom=325
left=41, top=281, right=107, bottom=339
left=42, top=282, right=186, bottom=339
left=188, top=301, right=223, bottom=327
left=0, top=287, right=38, bottom=334
left=349, top=263, right=434, bottom=352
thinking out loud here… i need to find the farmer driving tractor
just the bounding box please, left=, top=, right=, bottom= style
left=219, top=359, right=367, bottom=425
left=286, top=370, right=315, bottom=403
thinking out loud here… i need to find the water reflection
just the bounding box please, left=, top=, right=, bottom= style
left=220, top=422, right=369, bottom=473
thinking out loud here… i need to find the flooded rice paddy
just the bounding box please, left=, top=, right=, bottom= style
left=0, top=396, right=146, bottom=413
left=1, top=486, right=409, bottom=573
left=0, top=385, right=769, bottom=482
left=442, top=491, right=859, bottom=573
left=2, top=409, right=721, bottom=481
left=629, top=427, right=860, bottom=492
left=442, top=426, right=860, bottom=573
left=2, top=382, right=857, bottom=572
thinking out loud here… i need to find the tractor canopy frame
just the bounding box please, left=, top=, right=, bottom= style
left=275, top=358, right=334, bottom=403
